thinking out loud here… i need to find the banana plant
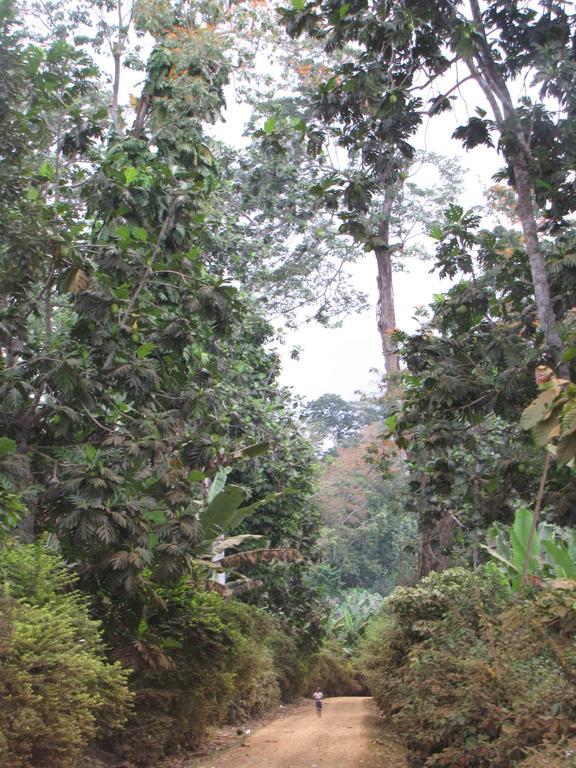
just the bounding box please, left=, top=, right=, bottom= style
left=199, top=470, right=272, bottom=545
left=541, top=528, right=576, bottom=580
left=483, top=507, right=576, bottom=590
left=327, top=588, right=384, bottom=650
left=196, top=468, right=301, bottom=593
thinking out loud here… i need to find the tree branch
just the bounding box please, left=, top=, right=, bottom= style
left=119, top=202, right=179, bottom=331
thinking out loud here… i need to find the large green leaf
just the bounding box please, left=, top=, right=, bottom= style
left=207, top=467, right=232, bottom=503
left=200, top=488, right=280, bottom=543
left=480, top=545, right=519, bottom=574
left=542, top=540, right=576, bottom=578
left=200, top=485, right=247, bottom=539
left=486, top=527, right=514, bottom=564
left=569, top=531, right=576, bottom=562
left=509, top=506, right=539, bottom=574
left=484, top=513, right=576, bottom=589
left=224, top=493, right=280, bottom=533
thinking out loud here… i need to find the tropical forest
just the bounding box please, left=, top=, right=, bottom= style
left=1, top=0, right=576, bottom=766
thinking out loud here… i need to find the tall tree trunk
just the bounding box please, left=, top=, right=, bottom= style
left=511, top=152, right=562, bottom=355
left=398, top=537, right=405, bottom=586
left=374, top=193, right=400, bottom=390
left=466, top=0, right=562, bottom=358
left=111, top=51, right=121, bottom=130
left=132, top=93, right=151, bottom=136
left=109, top=0, right=127, bottom=130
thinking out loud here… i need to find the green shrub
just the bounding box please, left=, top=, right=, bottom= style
left=383, top=566, right=512, bottom=627
left=360, top=567, right=512, bottom=712
left=0, top=541, right=132, bottom=768
left=307, top=642, right=365, bottom=697
left=224, top=600, right=281, bottom=721
left=269, top=629, right=310, bottom=702
left=359, top=567, right=576, bottom=768
left=114, top=586, right=294, bottom=765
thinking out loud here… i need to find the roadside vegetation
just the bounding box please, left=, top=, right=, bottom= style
left=2, top=0, right=576, bottom=765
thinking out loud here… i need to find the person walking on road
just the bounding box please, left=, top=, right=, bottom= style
left=312, top=687, right=324, bottom=717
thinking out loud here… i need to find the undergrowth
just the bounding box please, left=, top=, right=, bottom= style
left=0, top=541, right=131, bottom=768
left=360, top=567, right=576, bottom=768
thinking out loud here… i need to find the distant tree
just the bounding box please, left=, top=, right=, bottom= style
left=302, top=393, right=385, bottom=453
left=207, top=102, right=368, bottom=328
left=314, top=423, right=417, bottom=592
left=247, top=97, right=463, bottom=383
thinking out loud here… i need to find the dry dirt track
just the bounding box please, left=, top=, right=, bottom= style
left=185, top=697, right=407, bottom=768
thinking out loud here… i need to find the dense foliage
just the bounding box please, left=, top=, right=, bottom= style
left=3, top=0, right=576, bottom=765
left=0, top=0, right=326, bottom=763
left=281, top=0, right=576, bottom=359
left=110, top=584, right=313, bottom=764
left=379, top=202, right=576, bottom=576
left=0, top=0, right=318, bottom=598
left=360, top=567, right=576, bottom=768
left=0, top=541, right=131, bottom=768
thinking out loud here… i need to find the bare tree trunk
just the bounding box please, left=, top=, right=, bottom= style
left=374, top=193, right=400, bottom=390
left=416, top=471, right=429, bottom=579
left=465, top=0, right=561, bottom=358
left=511, top=152, right=562, bottom=354
left=111, top=51, right=121, bottom=129
left=109, top=0, right=130, bottom=130
left=132, top=92, right=151, bottom=136
left=398, top=537, right=405, bottom=586
left=417, top=513, right=455, bottom=579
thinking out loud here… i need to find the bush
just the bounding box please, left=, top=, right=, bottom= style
left=360, top=567, right=512, bottom=714
left=307, top=642, right=365, bottom=697
left=359, top=567, right=576, bottom=768
left=269, top=629, right=310, bottom=702
left=0, top=541, right=132, bottom=768
left=113, top=585, right=297, bottom=765
left=225, top=601, right=281, bottom=721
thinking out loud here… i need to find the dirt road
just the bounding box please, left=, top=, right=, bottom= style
left=183, top=697, right=406, bottom=768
